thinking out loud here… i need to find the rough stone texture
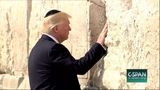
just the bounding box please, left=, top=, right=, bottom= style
left=0, top=0, right=28, bottom=76
left=86, top=0, right=107, bottom=89
left=2, top=74, right=24, bottom=89
left=102, top=0, right=159, bottom=89
left=0, top=0, right=159, bottom=89
left=18, top=75, right=30, bottom=89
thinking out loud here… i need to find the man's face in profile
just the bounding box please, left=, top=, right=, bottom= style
left=56, top=18, right=71, bottom=42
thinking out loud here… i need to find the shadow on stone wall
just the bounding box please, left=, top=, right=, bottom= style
left=84, top=58, right=108, bottom=90
left=84, top=0, right=108, bottom=89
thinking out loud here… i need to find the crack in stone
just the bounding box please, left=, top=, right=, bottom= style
left=26, top=0, right=32, bottom=56
left=90, top=0, right=105, bottom=8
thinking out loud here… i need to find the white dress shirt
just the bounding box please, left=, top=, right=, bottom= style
left=42, top=33, right=59, bottom=43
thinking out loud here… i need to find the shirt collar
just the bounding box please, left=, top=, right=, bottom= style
left=42, top=33, right=59, bottom=43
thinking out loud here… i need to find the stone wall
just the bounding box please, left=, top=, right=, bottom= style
left=102, top=0, right=159, bottom=89
left=0, top=0, right=159, bottom=89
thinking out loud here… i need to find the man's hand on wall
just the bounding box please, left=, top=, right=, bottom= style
left=96, top=21, right=108, bottom=46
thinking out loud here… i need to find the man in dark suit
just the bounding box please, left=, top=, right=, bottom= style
left=28, top=9, right=108, bottom=90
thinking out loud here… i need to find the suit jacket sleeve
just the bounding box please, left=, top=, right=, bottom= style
left=50, top=43, right=107, bottom=75
left=74, top=43, right=107, bottom=74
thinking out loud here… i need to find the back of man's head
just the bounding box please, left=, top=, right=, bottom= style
left=41, top=9, right=71, bottom=33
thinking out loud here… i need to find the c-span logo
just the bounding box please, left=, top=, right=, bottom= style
left=127, top=69, right=147, bottom=83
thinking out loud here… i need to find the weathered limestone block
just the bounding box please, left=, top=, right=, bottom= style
left=0, top=1, right=28, bottom=76
left=87, top=0, right=107, bottom=89
left=18, top=76, right=30, bottom=89
left=0, top=75, right=5, bottom=89
left=103, top=0, right=159, bottom=89
left=2, top=74, right=23, bottom=89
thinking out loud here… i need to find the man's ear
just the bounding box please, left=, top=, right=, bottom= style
left=52, top=25, right=58, bottom=33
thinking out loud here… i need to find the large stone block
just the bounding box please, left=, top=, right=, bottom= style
left=2, top=74, right=23, bottom=89
left=0, top=75, right=5, bottom=89
left=18, top=76, right=30, bottom=89
left=0, top=0, right=28, bottom=75
left=103, top=0, right=159, bottom=89
left=87, top=0, right=107, bottom=89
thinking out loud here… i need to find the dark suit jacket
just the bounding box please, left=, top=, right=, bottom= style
left=28, top=35, right=107, bottom=90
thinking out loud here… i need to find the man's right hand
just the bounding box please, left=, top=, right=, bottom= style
left=96, top=21, right=108, bottom=46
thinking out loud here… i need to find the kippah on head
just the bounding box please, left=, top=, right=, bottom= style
left=44, top=10, right=60, bottom=18
left=42, top=10, right=71, bottom=33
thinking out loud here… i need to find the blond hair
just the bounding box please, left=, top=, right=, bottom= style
left=41, top=12, right=71, bottom=33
